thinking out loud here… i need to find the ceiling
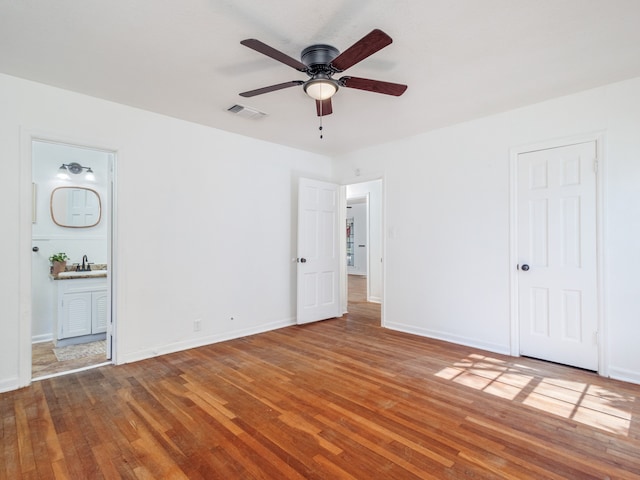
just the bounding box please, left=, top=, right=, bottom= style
left=2, top=0, right=640, bottom=156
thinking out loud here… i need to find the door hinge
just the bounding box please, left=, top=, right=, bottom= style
left=593, top=330, right=599, bottom=346
left=593, top=158, right=598, bottom=173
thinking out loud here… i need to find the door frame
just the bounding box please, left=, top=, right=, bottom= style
left=509, top=132, right=607, bottom=376
left=18, top=128, right=119, bottom=387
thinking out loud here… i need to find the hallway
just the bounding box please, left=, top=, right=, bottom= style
left=347, top=274, right=381, bottom=324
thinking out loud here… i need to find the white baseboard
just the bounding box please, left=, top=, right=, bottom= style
left=32, top=333, right=53, bottom=344
left=0, top=376, right=20, bottom=393
left=386, top=323, right=640, bottom=386
left=384, top=321, right=510, bottom=356
left=119, top=317, right=296, bottom=365
left=608, top=366, right=640, bottom=386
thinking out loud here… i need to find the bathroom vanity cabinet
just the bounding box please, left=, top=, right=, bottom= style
left=52, top=277, right=107, bottom=345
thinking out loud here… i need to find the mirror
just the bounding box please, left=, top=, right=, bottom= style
left=50, top=187, right=102, bottom=228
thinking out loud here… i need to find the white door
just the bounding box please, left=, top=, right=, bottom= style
left=105, top=154, right=114, bottom=360
left=297, top=178, right=341, bottom=324
left=517, top=141, right=598, bottom=370
left=67, top=188, right=100, bottom=226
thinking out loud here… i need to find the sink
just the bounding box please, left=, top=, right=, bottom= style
left=57, top=269, right=107, bottom=278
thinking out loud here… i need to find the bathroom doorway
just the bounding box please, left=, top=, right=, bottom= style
left=30, top=140, right=114, bottom=379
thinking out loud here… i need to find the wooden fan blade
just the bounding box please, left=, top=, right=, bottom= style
left=315, top=98, right=333, bottom=116
left=340, top=76, right=407, bottom=96
left=241, top=39, right=308, bottom=72
left=331, top=29, right=392, bottom=72
left=239, top=81, right=304, bottom=97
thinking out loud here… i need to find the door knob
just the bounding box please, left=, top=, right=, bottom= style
left=300, top=258, right=307, bottom=263
left=521, top=264, right=530, bottom=271
left=32, top=246, right=39, bottom=252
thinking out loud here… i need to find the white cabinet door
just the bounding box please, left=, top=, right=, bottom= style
left=92, top=290, right=108, bottom=334
left=55, top=278, right=108, bottom=340
left=61, top=292, right=92, bottom=338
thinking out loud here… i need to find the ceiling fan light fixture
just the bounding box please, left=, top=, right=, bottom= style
left=304, top=78, right=338, bottom=101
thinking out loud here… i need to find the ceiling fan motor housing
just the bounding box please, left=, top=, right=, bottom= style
left=301, top=44, right=340, bottom=73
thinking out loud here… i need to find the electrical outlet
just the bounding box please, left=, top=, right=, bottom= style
left=194, top=319, right=202, bottom=332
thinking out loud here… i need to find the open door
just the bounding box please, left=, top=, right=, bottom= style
left=297, top=178, right=341, bottom=324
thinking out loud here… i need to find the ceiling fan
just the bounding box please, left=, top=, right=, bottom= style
left=239, top=29, right=407, bottom=117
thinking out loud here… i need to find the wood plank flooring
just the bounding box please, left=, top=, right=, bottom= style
left=3, top=283, right=640, bottom=479
left=347, top=275, right=380, bottom=322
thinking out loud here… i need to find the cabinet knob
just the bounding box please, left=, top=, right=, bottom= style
left=32, top=246, right=39, bottom=252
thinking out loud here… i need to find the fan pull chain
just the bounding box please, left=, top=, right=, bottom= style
left=319, top=102, right=324, bottom=139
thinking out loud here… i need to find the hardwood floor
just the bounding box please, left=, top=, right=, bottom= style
left=3, top=291, right=640, bottom=478
left=347, top=274, right=381, bottom=323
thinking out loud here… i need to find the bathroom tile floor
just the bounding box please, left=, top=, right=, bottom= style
left=32, top=340, right=107, bottom=378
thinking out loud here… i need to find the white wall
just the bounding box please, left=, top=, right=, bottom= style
left=0, top=73, right=332, bottom=392
left=3, top=72, right=640, bottom=391
left=334, top=77, right=640, bottom=385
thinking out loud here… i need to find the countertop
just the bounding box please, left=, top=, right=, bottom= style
left=50, top=263, right=108, bottom=280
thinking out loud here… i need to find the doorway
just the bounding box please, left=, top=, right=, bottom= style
left=511, top=137, right=602, bottom=372
left=30, top=140, right=114, bottom=379
left=345, top=180, right=383, bottom=325
left=347, top=196, right=368, bottom=277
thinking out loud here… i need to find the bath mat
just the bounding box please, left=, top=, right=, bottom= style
left=53, top=340, right=106, bottom=362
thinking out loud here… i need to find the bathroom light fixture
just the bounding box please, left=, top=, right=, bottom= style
left=57, top=162, right=95, bottom=181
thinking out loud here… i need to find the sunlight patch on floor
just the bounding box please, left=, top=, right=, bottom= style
left=435, top=354, right=634, bottom=436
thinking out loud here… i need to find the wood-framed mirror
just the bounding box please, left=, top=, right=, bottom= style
left=50, top=186, right=102, bottom=228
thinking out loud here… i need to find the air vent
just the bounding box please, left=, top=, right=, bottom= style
left=227, top=104, right=267, bottom=119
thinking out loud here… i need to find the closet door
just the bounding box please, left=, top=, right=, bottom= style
left=517, top=141, right=598, bottom=370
